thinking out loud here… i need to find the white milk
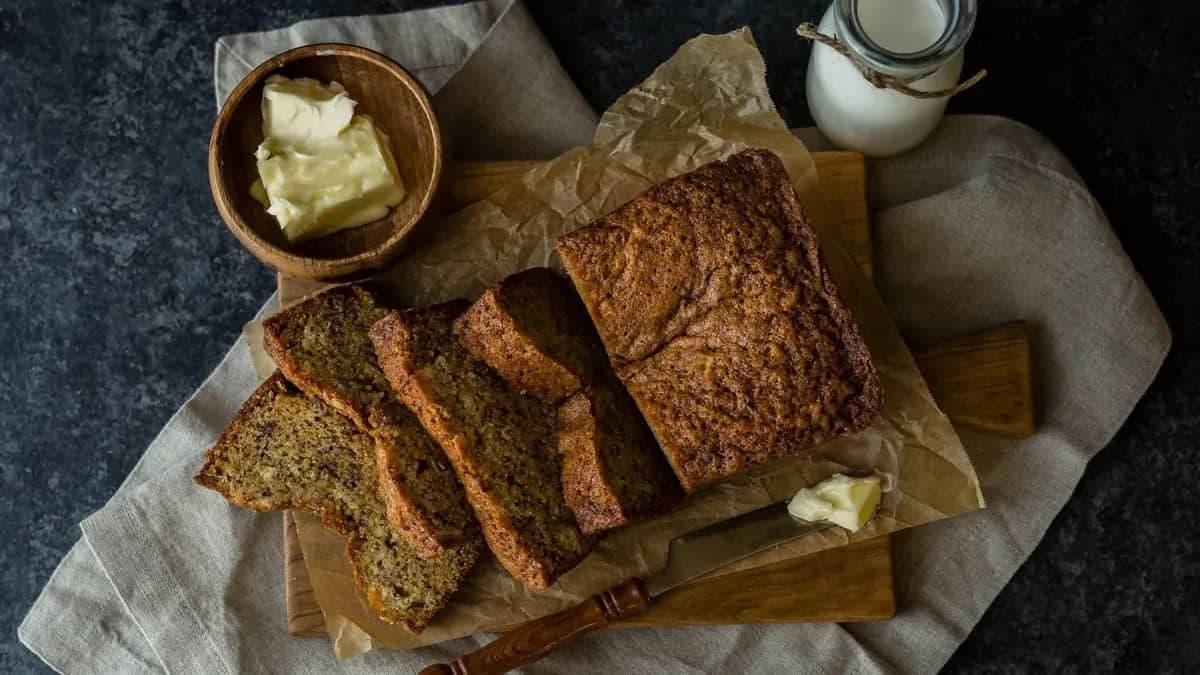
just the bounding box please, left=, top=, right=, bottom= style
left=858, top=0, right=946, bottom=52
left=806, top=0, right=964, bottom=157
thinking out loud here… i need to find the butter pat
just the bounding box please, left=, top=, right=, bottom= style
left=261, top=75, right=355, bottom=148
left=787, top=474, right=881, bottom=532
left=252, top=75, right=405, bottom=243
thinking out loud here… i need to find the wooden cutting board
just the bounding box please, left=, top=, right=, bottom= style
left=275, top=152, right=1035, bottom=637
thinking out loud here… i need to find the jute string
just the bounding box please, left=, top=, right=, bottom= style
left=797, top=22, right=987, bottom=99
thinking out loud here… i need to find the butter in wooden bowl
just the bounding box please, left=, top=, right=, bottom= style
left=209, top=43, right=443, bottom=280
left=250, top=75, right=406, bottom=243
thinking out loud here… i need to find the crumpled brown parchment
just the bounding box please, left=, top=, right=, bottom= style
left=255, top=28, right=983, bottom=657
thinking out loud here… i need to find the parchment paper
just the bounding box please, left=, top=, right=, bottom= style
left=260, top=29, right=983, bottom=656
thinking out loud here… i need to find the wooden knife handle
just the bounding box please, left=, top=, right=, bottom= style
left=420, top=578, right=650, bottom=675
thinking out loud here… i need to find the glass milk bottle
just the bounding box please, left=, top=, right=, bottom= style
left=806, top=0, right=978, bottom=157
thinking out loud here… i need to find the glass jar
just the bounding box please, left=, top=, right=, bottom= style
left=806, top=0, right=978, bottom=157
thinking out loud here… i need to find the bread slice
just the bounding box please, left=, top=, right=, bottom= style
left=262, top=285, right=476, bottom=558
left=557, top=375, right=683, bottom=534
left=455, top=267, right=683, bottom=533
left=194, top=374, right=481, bottom=632
left=453, top=268, right=606, bottom=403
left=370, top=302, right=593, bottom=589
left=556, top=149, right=882, bottom=493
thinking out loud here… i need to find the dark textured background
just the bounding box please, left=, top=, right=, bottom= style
left=2, top=0, right=1197, bottom=672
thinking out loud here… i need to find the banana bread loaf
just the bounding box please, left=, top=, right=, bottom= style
left=455, top=267, right=682, bottom=533
left=369, top=302, right=593, bottom=589
left=262, top=285, right=476, bottom=558
left=194, top=374, right=481, bottom=632
left=556, top=149, right=882, bottom=493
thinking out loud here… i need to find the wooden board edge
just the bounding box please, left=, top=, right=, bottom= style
left=913, top=321, right=1036, bottom=438
left=284, top=511, right=328, bottom=637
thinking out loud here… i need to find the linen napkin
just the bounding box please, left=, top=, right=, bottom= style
left=20, top=1, right=1169, bottom=673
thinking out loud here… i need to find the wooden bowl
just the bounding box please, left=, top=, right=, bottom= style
left=209, top=44, right=443, bottom=280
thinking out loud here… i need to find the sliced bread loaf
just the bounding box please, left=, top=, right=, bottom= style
left=194, top=373, right=481, bottom=632
left=262, top=285, right=476, bottom=557
left=454, top=267, right=683, bottom=533
left=370, top=302, right=593, bottom=589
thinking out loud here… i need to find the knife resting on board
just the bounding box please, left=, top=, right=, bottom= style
left=420, top=505, right=835, bottom=675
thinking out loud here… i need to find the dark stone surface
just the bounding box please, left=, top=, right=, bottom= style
left=1, top=0, right=1196, bottom=672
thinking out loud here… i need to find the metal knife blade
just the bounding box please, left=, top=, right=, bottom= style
left=645, top=502, right=829, bottom=597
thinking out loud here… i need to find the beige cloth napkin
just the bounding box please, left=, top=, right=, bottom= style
left=20, top=1, right=1169, bottom=673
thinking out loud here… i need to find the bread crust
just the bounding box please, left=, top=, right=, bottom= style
left=455, top=268, right=683, bottom=534
left=454, top=268, right=603, bottom=403
left=556, top=377, right=683, bottom=534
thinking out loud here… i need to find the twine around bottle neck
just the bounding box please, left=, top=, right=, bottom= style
left=797, top=22, right=987, bottom=99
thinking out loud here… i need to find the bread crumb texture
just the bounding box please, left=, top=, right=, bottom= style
left=263, top=284, right=477, bottom=557
left=371, top=302, right=593, bottom=589
left=194, top=374, right=481, bottom=632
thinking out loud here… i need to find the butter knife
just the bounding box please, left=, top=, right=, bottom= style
left=420, top=502, right=830, bottom=675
